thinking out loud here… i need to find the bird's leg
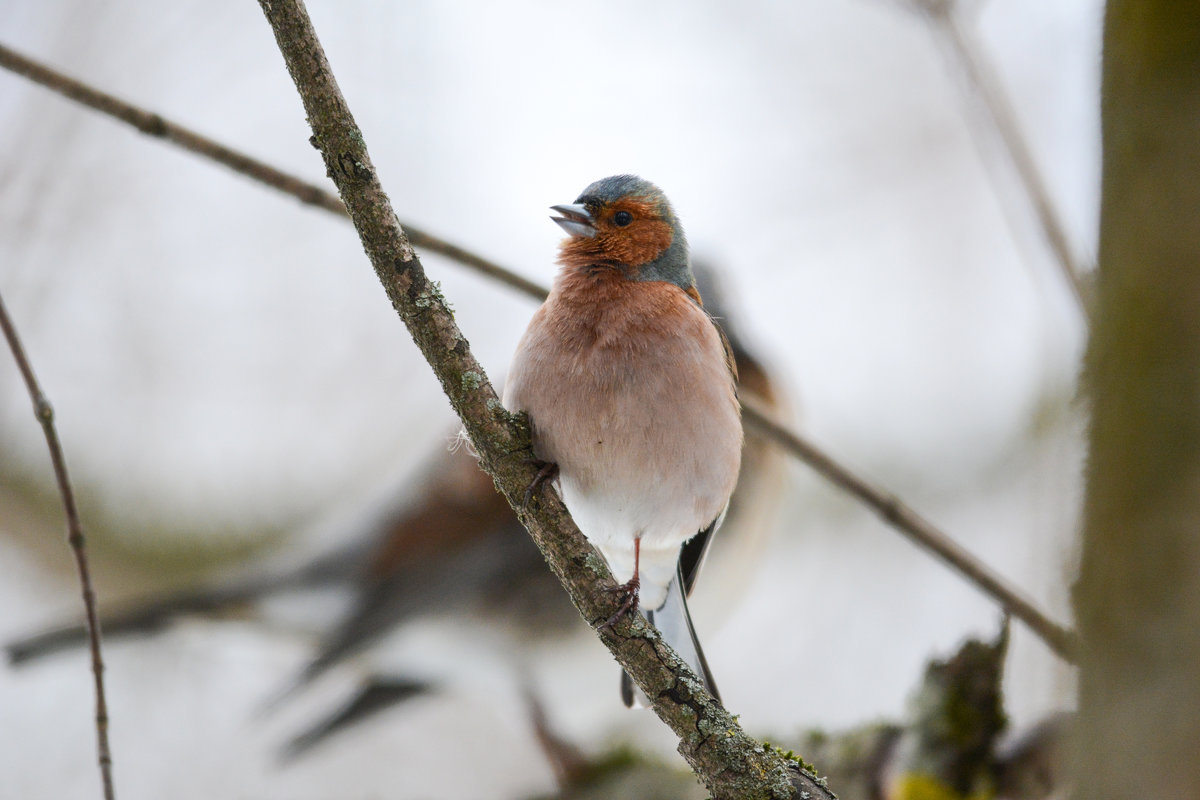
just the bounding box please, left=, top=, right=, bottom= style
left=600, top=537, right=641, bottom=631
left=522, top=459, right=559, bottom=509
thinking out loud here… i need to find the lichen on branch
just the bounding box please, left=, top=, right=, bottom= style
left=254, top=1, right=830, bottom=797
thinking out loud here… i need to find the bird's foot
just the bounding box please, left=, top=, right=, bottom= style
left=522, top=459, right=559, bottom=509
left=599, top=575, right=640, bottom=632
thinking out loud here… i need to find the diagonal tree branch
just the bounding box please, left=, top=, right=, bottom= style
left=0, top=290, right=115, bottom=800
left=0, top=42, right=544, bottom=302
left=742, top=394, right=1076, bottom=661
left=253, top=2, right=829, bottom=798
left=0, top=38, right=1076, bottom=664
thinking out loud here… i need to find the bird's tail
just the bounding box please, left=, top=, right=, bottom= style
left=620, top=566, right=720, bottom=707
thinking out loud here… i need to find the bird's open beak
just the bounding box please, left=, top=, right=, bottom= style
left=550, top=203, right=596, bottom=239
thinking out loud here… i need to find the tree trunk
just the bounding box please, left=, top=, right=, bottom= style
left=1074, top=4, right=1200, bottom=798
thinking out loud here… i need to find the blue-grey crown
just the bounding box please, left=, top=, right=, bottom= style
left=575, top=175, right=693, bottom=292
left=575, top=174, right=664, bottom=207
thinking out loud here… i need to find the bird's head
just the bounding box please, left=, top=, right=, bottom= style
left=550, top=175, right=693, bottom=292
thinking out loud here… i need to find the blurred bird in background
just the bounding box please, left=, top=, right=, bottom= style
left=5, top=258, right=791, bottom=760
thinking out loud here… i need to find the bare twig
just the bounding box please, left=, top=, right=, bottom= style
left=742, top=394, right=1077, bottom=662
left=0, top=291, right=115, bottom=800
left=0, top=42, right=545, bottom=302
left=254, top=2, right=829, bottom=797
left=905, top=0, right=1094, bottom=322
left=0, top=38, right=1076, bottom=663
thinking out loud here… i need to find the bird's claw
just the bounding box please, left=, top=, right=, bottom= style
left=598, top=576, right=640, bottom=632
left=522, top=459, right=559, bottom=509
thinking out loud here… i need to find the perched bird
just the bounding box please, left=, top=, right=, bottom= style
left=503, top=175, right=743, bottom=705
left=6, top=263, right=783, bottom=752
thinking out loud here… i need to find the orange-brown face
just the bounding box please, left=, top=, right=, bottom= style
left=557, top=196, right=675, bottom=273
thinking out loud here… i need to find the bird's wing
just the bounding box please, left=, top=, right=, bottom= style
left=679, top=513, right=723, bottom=598
left=714, top=318, right=740, bottom=390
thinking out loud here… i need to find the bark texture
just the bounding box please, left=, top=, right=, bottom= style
left=1074, top=4, right=1200, bottom=798
left=255, top=2, right=830, bottom=797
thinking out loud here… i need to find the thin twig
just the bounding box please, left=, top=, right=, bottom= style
left=0, top=42, right=545, bottom=302
left=254, top=2, right=829, bottom=797
left=0, top=291, right=115, bottom=800
left=741, top=394, right=1077, bottom=662
left=0, top=38, right=1076, bottom=663
left=906, top=0, right=1094, bottom=323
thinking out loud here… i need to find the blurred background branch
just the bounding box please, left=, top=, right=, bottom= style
left=0, top=290, right=115, bottom=800
left=0, top=42, right=546, bottom=303
left=903, top=0, right=1095, bottom=324
left=0, top=39, right=1074, bottom=664
left=529, top=626, right=1072, bottom=800
left=742, top=394, right=1075, bottom=661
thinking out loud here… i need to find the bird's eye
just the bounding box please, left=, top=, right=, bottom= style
left=613, top=210, right=634, bottom=227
